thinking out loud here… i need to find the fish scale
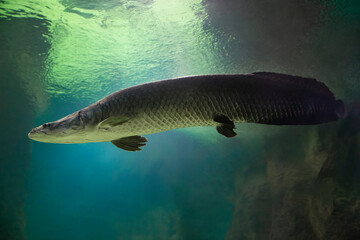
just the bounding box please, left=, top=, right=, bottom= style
left=28, top=72, right=345, bottom=151
left=97, top=73, right=336, bottom=139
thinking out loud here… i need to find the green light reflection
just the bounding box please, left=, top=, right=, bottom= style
left=1, top=0, right=224, bottom=102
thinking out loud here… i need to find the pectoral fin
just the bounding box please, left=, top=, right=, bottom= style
left=98, top=115, right=130, bottom=129
left=213, top=114, right=237, bottom=138
left=111, top=136, right=148, bottom=151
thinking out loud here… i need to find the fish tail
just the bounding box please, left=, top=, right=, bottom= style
left=335, top=99, right=346, bottom=118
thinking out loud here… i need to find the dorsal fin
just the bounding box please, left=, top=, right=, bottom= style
left=252, top=72, right=335, bottom=99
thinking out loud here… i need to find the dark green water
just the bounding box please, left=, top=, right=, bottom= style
left=0, top=0, right=359, bottom=239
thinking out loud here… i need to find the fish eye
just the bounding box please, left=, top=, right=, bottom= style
left=42, top=123, right=50, bottom=128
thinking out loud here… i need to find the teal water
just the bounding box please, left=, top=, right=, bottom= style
left=1, top=0, right=360, bottom=239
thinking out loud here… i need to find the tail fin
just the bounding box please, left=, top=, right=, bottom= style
left=335, top=99, right=346, bottom=118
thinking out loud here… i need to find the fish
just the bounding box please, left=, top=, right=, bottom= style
left=28, top=72, right=345, bottom=151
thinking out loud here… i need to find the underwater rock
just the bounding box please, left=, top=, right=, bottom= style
left=227, top=105, right=360, bottom=239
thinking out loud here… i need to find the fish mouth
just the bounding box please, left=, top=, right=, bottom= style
left=28, top=127, right=47, bottom=140
left=27, top=123, right=83, bottom=143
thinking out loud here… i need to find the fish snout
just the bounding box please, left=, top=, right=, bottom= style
left=28, top=126, right=46, bottom=140
left=28, top=128, right=35, bottom=137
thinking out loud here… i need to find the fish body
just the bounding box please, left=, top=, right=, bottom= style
left=28, top=72, right=345, bottom=151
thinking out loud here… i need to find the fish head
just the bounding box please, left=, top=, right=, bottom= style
left=28, top=109, right=95, bottom=143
